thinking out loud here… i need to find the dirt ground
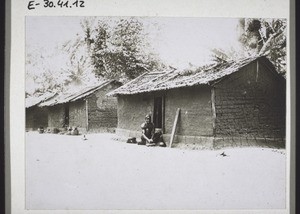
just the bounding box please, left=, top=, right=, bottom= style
left=25, top=131, right=286, bottom=210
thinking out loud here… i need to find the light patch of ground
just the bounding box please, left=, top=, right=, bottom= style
left=25, top=132, right=286, bottom=210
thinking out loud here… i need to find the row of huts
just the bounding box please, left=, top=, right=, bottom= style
left=26, top=80, right=122, bottom=133
left=26, top=56, right=286, bottom=149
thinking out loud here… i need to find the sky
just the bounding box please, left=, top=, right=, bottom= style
left=26, top=16, right=243, bottom=69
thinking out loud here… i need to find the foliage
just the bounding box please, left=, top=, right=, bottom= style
left=210, top=18, right=287, bottom=75
left=239, top=18, right=287, bottom=74
left=81, top=17, right=164, bottom=82
left=60, top=36, right=100, bottom=88
left=26, top=41, right=99, bottom=96
left=26, top=17, right=164, bottom=96
left=26, top=45, right=67, bottom=95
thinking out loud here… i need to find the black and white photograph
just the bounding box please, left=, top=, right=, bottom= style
left=24, top=16, right=287, bottom=210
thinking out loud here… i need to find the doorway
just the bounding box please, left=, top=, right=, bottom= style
left=153, top=96, right=164, bottom=130
left=64, top=104, right=69, bottom=127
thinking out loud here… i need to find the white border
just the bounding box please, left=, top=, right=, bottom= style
left=9, top=0, right=291, bottom=213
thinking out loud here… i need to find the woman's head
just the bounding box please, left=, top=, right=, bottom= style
left=145, top=114, right=151, bottom=122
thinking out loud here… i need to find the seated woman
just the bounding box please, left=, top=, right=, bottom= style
left=139, top=114, right=155, bottom=146
left=139, top=114, right=165, bottom=147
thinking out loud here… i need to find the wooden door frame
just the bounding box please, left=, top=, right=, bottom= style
left=153, top=95, right=165, bottom=133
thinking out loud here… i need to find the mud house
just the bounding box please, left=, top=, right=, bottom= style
left=39, top=80, right=122, bottom=133
left=25, top=92, right=56, bottom=131
left=108, top=56, right=286, bottom=149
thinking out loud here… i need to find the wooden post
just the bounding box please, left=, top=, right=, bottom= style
left=256, top=60, right=259, bottom=82
left=211, top=87, right=216, bottom=136
left=85, top=99, right=89, bottom=132
left=169, top=108, right=180, bottom=148
left=162, top=96, right=165, bottom=133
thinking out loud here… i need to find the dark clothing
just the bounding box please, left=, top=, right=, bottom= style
left=152, top=132, right=164, bottom=143
left=140, top=131, right=165, bottom=145
left=140, top=119, right=165, bottom=146
left=140, top=122, right=166, bottom=146
left=140, top=122, right=155, bottom=144
left=140, top=135, right=148, bottom=145
left=141, top=122, right=155, bottom=139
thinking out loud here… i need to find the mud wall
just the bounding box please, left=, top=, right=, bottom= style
left=164, top=86, right=213, bottom=136
left=69, top=100, right=87, bottom=129
left=87, top=83, right=120, bottom=131
left=214, top=61, right=286, bottom=139
left=117, top=93, right=153, bottom=133
left=26, top=106, right=48, bottom=130
left=117, top=85, right=214, bottom=137
left=48, top=104, right=66, bottom=128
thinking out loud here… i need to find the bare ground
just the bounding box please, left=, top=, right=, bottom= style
left=25, top=132, right=286, bottom=210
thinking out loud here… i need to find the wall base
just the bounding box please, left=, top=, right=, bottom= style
left=115, top=128, right=285, bottom=150
left=213, top=137, right=285, bottom=149
left=45, top=127, right=116, bottom=135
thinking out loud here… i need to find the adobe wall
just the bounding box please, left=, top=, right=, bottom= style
left=69, top=100, right=87, bottom=129
left=117, top=93, right=153, bottom=133
left=26, top=106, right=48, bottom=130
left=87, top=83, right=120, bottom=131
left=164, top=86, right=213, bottom=136
left=47, top=104, right=66, bottom=129
left=214, top=61, right=286, bottom=146
left=117, top=85, right=214, bottom=140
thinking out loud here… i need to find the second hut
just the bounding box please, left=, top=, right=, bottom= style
left=40, top=80, right=122, bottom=133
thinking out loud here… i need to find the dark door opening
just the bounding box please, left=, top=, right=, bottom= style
left=153, top=97, right=163, bottom=129
left=64, top=104, right=69, bottom=127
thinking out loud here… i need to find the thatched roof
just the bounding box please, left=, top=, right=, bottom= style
left=26, top=92, right=57, bottom=108
left=39, top=80, right=120, bottom=107
left=108, top=56, right=278, bottom=96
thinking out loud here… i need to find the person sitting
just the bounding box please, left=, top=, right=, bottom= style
left=139, top=114, right=155, bottom=146
left=139, top=114, right=166, bottom=147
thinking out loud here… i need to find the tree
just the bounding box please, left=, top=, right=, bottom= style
left=60, top=34, right=100, bottom=89
left=26, top=45, right=66, bottom=95
left=238, top=18, right=287, bottom=75
left=25, top=17, right=164, bottom=97
left=81, top=17, right=164, bottom=82
left=26, top=42, right=98, bottom=96
left=26, top=27, right=102, bottom=97
left=210, top=18, right=287, bottom=75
